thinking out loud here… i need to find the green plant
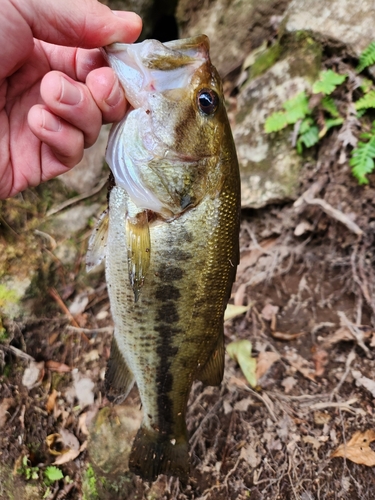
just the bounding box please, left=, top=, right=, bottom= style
left=18, top=456, right=39, bottom=481
left=264, top=41, right=375, bottom=184
left=43, top=465, right=64, bottom=485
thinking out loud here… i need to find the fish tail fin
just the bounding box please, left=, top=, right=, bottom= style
left=129, top=427, right=189, bottom=481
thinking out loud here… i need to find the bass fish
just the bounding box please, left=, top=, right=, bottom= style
left=87, top=35, right=240, bottom=481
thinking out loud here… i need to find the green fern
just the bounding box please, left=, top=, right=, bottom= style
left=349, top=133, right=375, bottom=184
left=312, top=70, right=347, bottom=95
left=355, top=90, right=375, bottom=110
left=360, top=77, right=373, bottom=93
left=264, top=111, right=289, bottom=133
left=264, top=91, right=310, bottom=133
left=296, top=125, right=319, bottom=153
left=356, top=41, right=375, bottom=73
left=321, top=96, right=340, bottom=117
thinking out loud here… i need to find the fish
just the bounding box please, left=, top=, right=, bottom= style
left=86, top=34, right=240, bottom=482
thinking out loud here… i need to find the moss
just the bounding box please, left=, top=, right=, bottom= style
left=250, top=43, right=283, bottom=79
left=82, top=464, right=99, bottom=500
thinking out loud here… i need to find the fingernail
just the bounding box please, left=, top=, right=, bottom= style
left=42, top=110, right=62, bottom=132
left=60, top=77, right=82, bottom=106
left=105, top=78, right=122, bottom=108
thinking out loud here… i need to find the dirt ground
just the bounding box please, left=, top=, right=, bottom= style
left=1, top=131, right=375, bottom=499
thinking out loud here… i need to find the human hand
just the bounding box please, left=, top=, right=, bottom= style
left=0, top=0, right=142, bottom=199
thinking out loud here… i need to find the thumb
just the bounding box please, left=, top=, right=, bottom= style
left=17, top=0, right=142, bottom=48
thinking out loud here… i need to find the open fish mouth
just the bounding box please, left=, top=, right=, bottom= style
left=103, top=35, right=210, bottom=109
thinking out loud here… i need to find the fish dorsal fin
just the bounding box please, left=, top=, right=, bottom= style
left=105, top=337, right=135, bottom=401
left=126, top=210, right=151, bottom=302
left=86, top=209, right=109, bottom=272
left=197, top=333, right=225, bottom=386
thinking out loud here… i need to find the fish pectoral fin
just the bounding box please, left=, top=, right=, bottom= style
left=129, top=427, right=189, bottom=482
left=105, top=337, right=135, bottom=402
left=197, top=333, right=225, bottom=386
left=126, top=210, right=151, bottom=302
left=86, top=209, right=109, bottom=272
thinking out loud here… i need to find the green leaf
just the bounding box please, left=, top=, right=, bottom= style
left=264, top=91, right=310, bottom=133
left=224, top=304, right=251, bottom=322
left=359, top=77, right=374, bottom=93
left=355, top=90, right=375, bottom=110
left=227, top=339, right=257, bottom=388
left=312, top=70, right=347, bottom=95
left=44, top=466, right=64, bottom=484
left=318, top=117, right=344, bottom=139
left=356, top=41, right=375, bottom=73
left=350, top=135, right=375, bottom=184
left=264, top=111, right=289, bottom=133
left=321, top=96, right=340, bottom=117
left=283, top=91, right=310, bottom=123
left=297, top=125, right=319, bottom=153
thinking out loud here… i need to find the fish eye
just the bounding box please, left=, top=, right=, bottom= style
left=197, top=88, right=219, bottom=115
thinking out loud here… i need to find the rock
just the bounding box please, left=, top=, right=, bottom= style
left=86, top=405, right=142, bottom=499
left=45, top=204, right=101, bottom=239
left=286, top=0, right=375, bottom=57
left=176, top=0, right=290, bottom=77
left=59, top=126, right=110, bottom=194
left=103, top=0, right=178, bottom=41
left=0, top=277, right=33, bottom=319
left=88, top=405, right=141, bottom=474
left=233, top=35, right=321, bottom=208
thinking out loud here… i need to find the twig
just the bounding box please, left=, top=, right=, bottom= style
left=243, top=387, right=277, bottom=422
left=308, top=397, right=361, bottom=414
left=338, top=311, right=371, bottom=358
left=46, top=177, right=107, bottom=217
left=49, top=288, right=89, bottom=343
left=330, top=348, right=356, bottom=400
left=65, top=325, right=114, bottom=335
left=0, top=344, right=34, bottom=362
left=299, top=195, right=363, bottom=236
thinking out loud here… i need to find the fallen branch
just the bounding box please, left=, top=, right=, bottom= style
left=300, top=196, right=363, bottom=236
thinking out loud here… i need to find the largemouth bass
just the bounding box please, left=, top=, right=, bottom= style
left=87, top=35, right=240, bottom=481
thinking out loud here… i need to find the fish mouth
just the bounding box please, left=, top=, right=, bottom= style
left=103, top=36, right=210, bottom=109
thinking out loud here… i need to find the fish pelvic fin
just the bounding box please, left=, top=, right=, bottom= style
left=126, top=210, right=151, bottom=302
left=105, top=337, right=135, bottom=402
left=197, top=333, right=225, bottom=386
left=86, top=209, right=109, bottom=272
left=129, top=427, right=189, bottom=482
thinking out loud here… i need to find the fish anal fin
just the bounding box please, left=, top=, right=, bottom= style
left=129, top=427, right=189, bottom=482
left=197, top=334, right=225, bottom=386
left=105, top=337, right=134, bottom=402
left=86, top=209, right=109, bottom=272
left=126, top=210, right=151, bottom=302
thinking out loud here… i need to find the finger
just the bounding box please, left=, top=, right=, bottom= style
left=28, top=105, right=84, bottom=170
left=17, top=0, right=142, bottom=48
left=39, top=71, right=102, bottom=148
left=86, top=67, right=128, bottom=124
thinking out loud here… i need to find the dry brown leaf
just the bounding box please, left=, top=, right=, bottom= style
left=46, top=389, right=58, bottom=414
left=256, top=351, right=280, bottom=381
left=261, top=304, right=279, bottom=322
left=281, top=376, right=297, bottom=394
left=46, top=360, right=71, bottom=373
left=322, top=326, right=373, bottom=349
left=0, top=398, right=14, bottom=428
left=331, top=430, right=375, bottom=466
left=234, top=282, right=248, bottom=306
left=237, top=238, right=277, bottom=275
left=312, top=348, right=329, bottom=377
left=53, top=441, right=87, bottom=465
left=284, top=351, right=316, bottom=381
